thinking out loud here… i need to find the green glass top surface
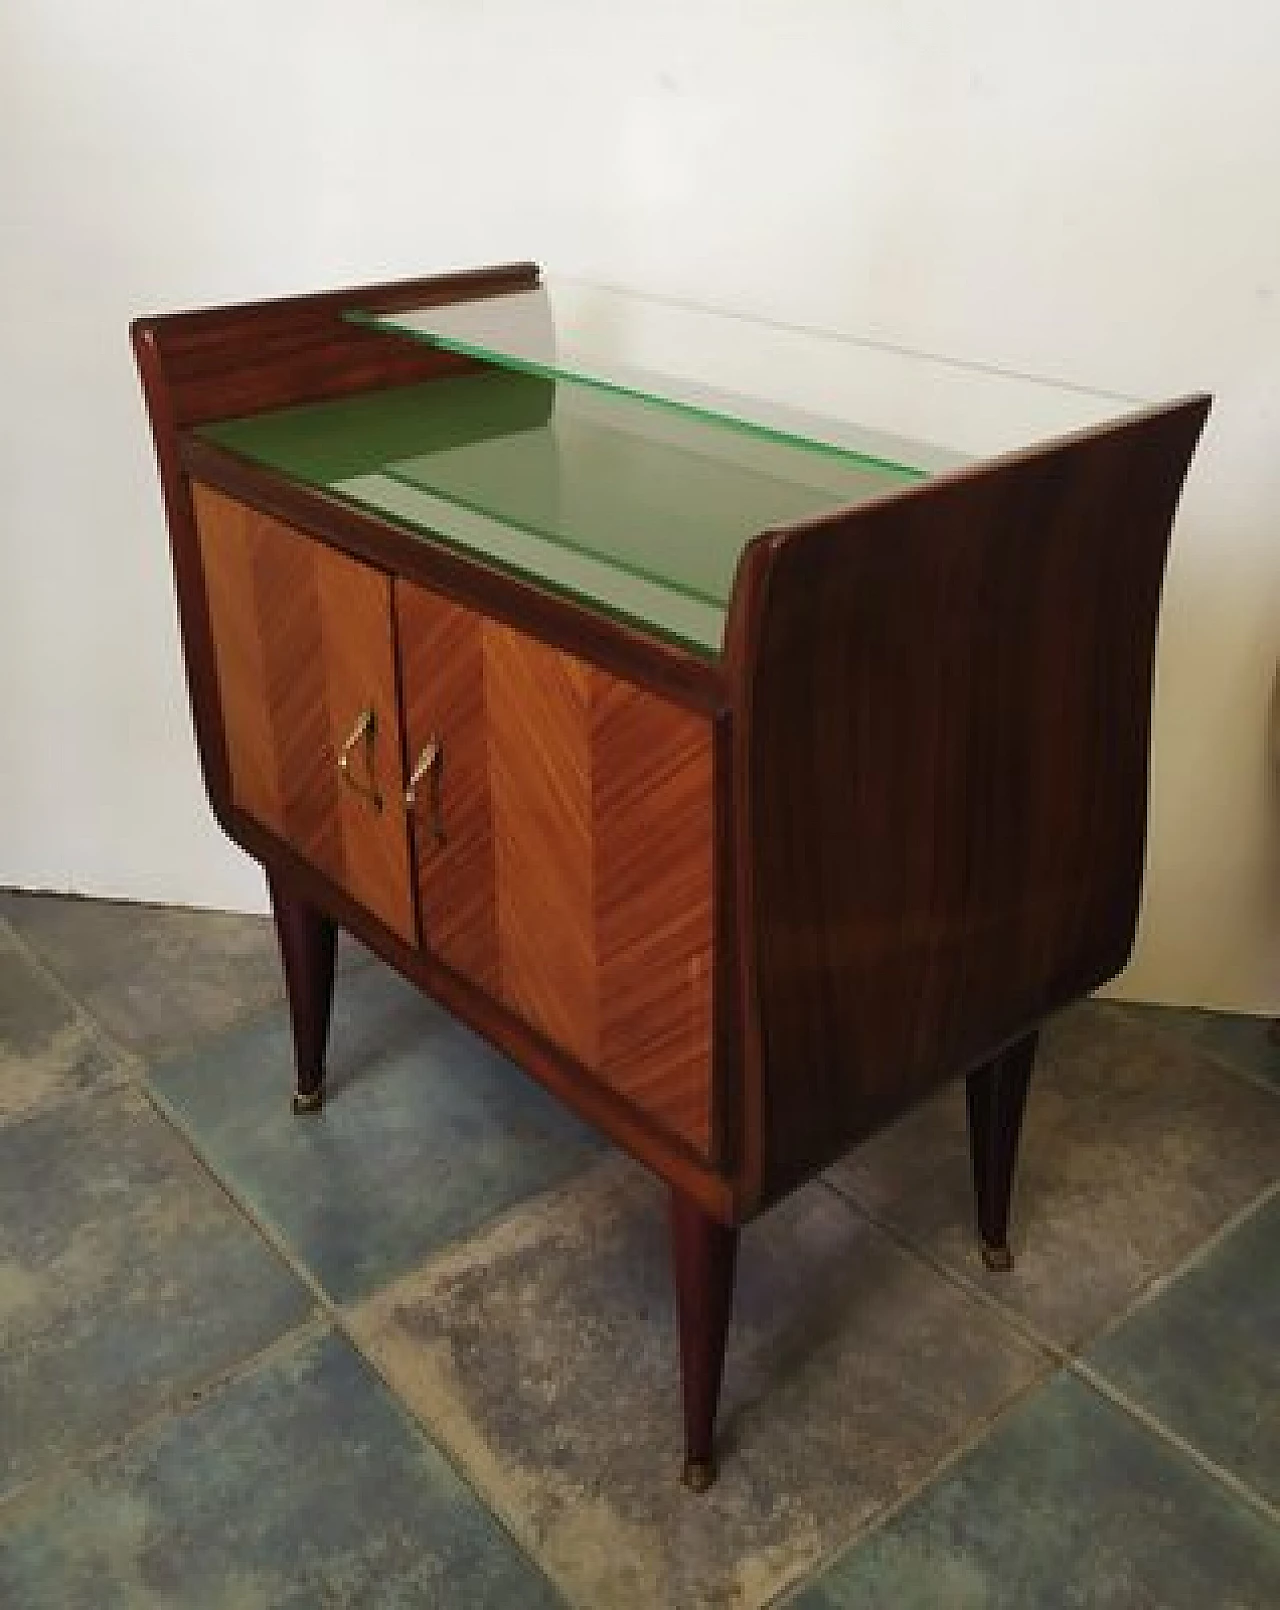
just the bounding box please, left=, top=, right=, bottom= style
left=197, top=370, right=924, bottom=657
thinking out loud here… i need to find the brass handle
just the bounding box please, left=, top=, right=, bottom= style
left=336, top=707, right=383, bottom=813
left=405, top=737, right=445, bottom=844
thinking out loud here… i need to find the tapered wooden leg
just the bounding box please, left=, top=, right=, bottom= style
left=966, top=1031, right=1038, bottom=1270
left=670, top=1189, right=739, bottom=1491
left=267, top=872, right=337, bottom=1115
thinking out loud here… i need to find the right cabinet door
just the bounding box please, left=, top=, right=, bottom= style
left=397, top=582, right=716, bottom=1157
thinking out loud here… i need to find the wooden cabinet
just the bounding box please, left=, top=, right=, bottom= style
left=134, top=263, right=1210, bottom=1488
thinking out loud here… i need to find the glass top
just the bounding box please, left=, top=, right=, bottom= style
left=354, top=274, right=1144, bottom=468
left=199, top=277, right=1146, bottom=660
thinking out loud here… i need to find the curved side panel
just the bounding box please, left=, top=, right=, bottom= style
left=731, top=397, right=1211, bottom=1209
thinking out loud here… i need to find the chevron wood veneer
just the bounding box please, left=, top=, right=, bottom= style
left=192, top=485, right=415, bottom=944
left=398, top=583, right=716, bottom=1157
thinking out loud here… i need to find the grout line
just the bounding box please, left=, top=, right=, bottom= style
left=763, top=1366, right=1064, bottom=1610
left=8, top=1055, right=574, bottom=1605
left=324, top=1305, right=580, bottom=1608
left=1080, top=1178, right=1280, bottom=1356
left=140, top=1081, right=340, bottom=1315
left=816, top=1176, right=1074, bottom=1365
left=822, top=1167, right=1280, bottom=1373
left=0, top=907, right=294, bottom=1087
left=788, top=1173, right=1280, bottom=1606
left=138, top=1077, right=587, bottom=1605
left=1068, top=1360, right=1280, bottom=1527
left=0, top=1314, right=331, bottom=1529
left=1100, top=999, right=1280, bottom=1101
left=0, top=915, right=148, bottom=1088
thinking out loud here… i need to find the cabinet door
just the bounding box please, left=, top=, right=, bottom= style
left=397, top=582, right=716, bottom=1156
left=193, top=485, right=415, bottom=944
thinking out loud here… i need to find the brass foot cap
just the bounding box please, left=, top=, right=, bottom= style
left=981, top=1240, right=1014, bottom=1273
left=681, top=1458, right=717, bottom=1493
left=291, top=1087, right=324, bottom=1116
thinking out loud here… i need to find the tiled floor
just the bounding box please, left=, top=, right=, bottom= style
left=1, top=890, right=1277, bottom=1608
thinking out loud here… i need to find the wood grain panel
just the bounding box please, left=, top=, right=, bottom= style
left=397, top=582, right=500, bottom=992
left=397, top=584, right=716, bottom=1155
left=484, top=624, right=599, bottom=1069
left=728, top=395, right=1212, bottom=1207
left=194, top=491, right=283, bottom=834
left=192, top=485, right=414, bottom=944
left=133, top=263, right=538, bottom=427
left=593, top=678, right=715, bottom=1154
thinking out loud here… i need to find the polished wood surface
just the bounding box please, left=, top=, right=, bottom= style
left=967, top=1032, right=1038, bottom=1268
left=132, top=262, right=537, bottom=428
left=727, top=397, right=1212, bottom=1209
left=193, top=484, right=415, bottom=944
left=398, top=581, right=717, bottom=1157
left=670, top=1189, right=739, bottom=1489
left=397, top=583, right=502, bottom=994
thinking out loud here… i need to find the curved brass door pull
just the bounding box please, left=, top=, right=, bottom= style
left=405, top=737, right=445, bottom=844
left=337, top=707, right=383, bottom=813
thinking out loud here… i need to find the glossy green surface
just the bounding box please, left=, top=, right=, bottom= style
left=198, top=371, right=923, bottom=656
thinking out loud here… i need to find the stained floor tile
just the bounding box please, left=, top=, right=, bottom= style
left=788, top=1372, right=1280, bottom=1610
left=826, top=1003, right=1280, bottom=1349
left=0, top=1086, right=314, bottom=1499
left=0, top=1329, right=563, bottom=1609
left=0, top=922, right=131, bottom=1125
left=1115, top=1000, right=1280, bottom=1092
left=147, top=964, right=603, bottom=1304
left=1087, top=1189, right=1280, bottom=1507
left=0, top=891, right=287, bottom=1063
left=351, top=1160, right=1049, bottom=1610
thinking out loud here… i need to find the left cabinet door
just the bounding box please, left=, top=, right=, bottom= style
left=191, top=484, right=416, bottom=945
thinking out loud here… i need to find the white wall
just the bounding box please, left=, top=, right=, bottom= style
left=3, top=1, right=1278, bottom=1007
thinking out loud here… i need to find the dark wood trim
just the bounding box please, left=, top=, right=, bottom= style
left=182, top=445, right=727, bottom=715
left=966, top=1032, right=1038, bottom=1269
left=266, top=872, right=338, bottom=1111
left=234, top=806, right=737, bottom=1221
left=709, top=706, right=741, bottom=1187
left=720, top=532, right=778, bottom=1216
left=670, top=1188, right=739, bottom=1490
left=132, top=328, right=235, bottom=819
left=132, top=261, right=539, bottom=341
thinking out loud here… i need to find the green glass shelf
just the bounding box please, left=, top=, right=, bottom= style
left=200, top=277, right=1142, bottom=657
left=197, top=370, right=923, bottom=657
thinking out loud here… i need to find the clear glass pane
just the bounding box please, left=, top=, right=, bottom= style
left=354, top=275, right=1144, bottom=467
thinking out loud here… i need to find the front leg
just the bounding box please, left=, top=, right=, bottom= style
left=966, top=1031, right=1038, bottom=1270
left=267, top=871, right=337, bottom=1114
left=670, top=1189, right=739, bottom=1491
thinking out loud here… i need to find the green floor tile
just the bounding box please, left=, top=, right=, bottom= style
left=0, top=1330, right=563, bottom=1608
left=148, top=964, right=603, bottom=1303
left=789, top=1373, right=1280, bottom=1610
left=1088, top=1191, right=1279, bottom=1506
left=0, top=1087, right=314, bottom=1499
